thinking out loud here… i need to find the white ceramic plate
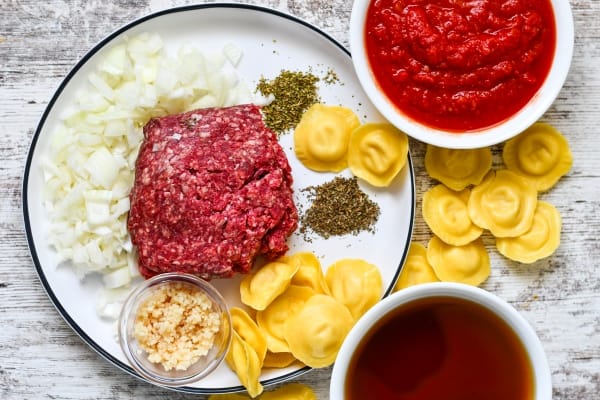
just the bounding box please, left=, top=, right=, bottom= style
left=23, top=4, right=415, bottom=395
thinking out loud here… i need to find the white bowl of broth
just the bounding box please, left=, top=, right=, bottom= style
left=330, top=282, right=551, bottom=400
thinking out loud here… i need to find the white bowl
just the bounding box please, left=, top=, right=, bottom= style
left=330, top=282, right=552, bottom=399
left=349, top=0, right=574, bottom=149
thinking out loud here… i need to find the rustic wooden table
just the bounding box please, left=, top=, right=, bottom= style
left=2, top=0, right=599, bottom=399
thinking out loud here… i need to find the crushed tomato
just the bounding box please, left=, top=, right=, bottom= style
left=365, top=0, right=557, bottom=132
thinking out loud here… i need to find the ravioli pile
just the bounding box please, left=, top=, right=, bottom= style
left=208, top=382, right=316, bottom=400
left=226, top=252, right=382, bottom=397
left=294, top=103, right=409, bottom=187
left=395, top=123, right=572, bottom=290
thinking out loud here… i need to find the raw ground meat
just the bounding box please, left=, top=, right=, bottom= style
left=127, top=104, right=298, bottom=279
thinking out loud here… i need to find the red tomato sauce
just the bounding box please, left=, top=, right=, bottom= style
left=365, top=0, right=557, bottom=132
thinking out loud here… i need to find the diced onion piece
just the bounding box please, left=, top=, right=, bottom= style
left=103, top=119, right=127, bottom=137
left=96, top=287, right=132, bottom=319
left=98, top=44, right=130, bottom=77
left=111, top=197, right=130, bottom=218
left=88, top=72, right=115, bottom=101
left=84, top=147, right=120, bottom=189
left=83, top=190, right=113, bottom=227
left=103, top=267, right=132, bottom=289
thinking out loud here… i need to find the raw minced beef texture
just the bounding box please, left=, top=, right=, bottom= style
left=127, top=104, right=298, bottom=279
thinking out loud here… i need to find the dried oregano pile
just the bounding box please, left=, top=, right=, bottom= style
left=256, top=69, right=321, bottom=136
left=300, top=176, right=380, bottom=239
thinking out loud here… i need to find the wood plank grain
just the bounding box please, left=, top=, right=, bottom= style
left=1, top=0, right=600, bottom=399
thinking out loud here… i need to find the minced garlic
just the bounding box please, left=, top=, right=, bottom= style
left=134, top=282, right=221, bottom=371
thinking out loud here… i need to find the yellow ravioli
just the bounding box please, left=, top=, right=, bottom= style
left=425, top=145, right=492, bottom=191
left=283, top=294, right=354, bottom=368
left=225, top=330, right=263, bottom=398
left=209, top=383, right=316, bottom=400
left=294, top=103, right=360, bottom=172
left=240, top=261, right=299, bottom=311
left=468, top=169, right=538, bottom=238
left=262, top=351, right=298, bottom=369
left=325, top=258, right=383, bottom=320
left=256, top=285, right=315, bottom=353
left=230, top=307, right=267, bottom=365
left=496, top=201, right=562, bottom=263
left=422, top=185, right=483, bottom=246
left=503, top=122, right=572, bottom=192
left=426, top=236, right=490, bottom=286
left=394, top=242, right=439, bottom=291
left=281, top=252, right=330, bottom=295
left=347, top=122, right=409, bottom=187
left=208, top=394, right=250, bottom=400
left=262, top=383, right=317, bottom=400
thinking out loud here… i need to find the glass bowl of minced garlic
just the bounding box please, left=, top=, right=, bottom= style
left=118, top=272, right=231, bottom=387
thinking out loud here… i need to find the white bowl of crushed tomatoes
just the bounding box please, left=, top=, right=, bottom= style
left=350, top=0, right=574, bottom=149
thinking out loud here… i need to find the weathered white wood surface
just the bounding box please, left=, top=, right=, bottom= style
left=1, top=0, right=599, bottom=398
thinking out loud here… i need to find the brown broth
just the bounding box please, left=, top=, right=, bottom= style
left=345, top=296, right=534, bottom=400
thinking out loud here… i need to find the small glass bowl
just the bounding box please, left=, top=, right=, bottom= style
left=118, top=272, right=232, bottom=387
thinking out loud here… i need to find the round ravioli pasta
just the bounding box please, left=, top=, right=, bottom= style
left=208, top=394, right=250, bottom=400
left=240, top=261, right=299, bottom=311
left=426, top=236, right=490, bottom=286
left=503, top=123, right=572, bottom=192
left=230, top=307, right=267, bottom=365
left=208, top=383, right=316, bottom=400
left=283, top=294, right=354, bottom=368
left=422, top=185, right=483, bottom=246
left=281, top=252, right=330, bottom=295
left=468, top=170, right=538, bottom=238
left=225, top=330, right=263, bottom=398
left=325, top=258, right=383, bottom=320
left=394, top=242, right=439, bottom=291
left=209, top=383, right=316, bottom=400
left=496, top=201, right=562, bottom=263
left=294, top=103, right=360, bottom=172
left=262, top=351, right=298, bottom=369
left=262, top=383, right=317, bottom=400
left=425, top=145, right=492, bottom=191
left=347, top=123, right=408, bottom=187
left=256, top=285, right=315, bottom=353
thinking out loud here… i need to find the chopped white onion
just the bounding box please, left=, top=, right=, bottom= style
left=43, top=32, right=257, bottom=317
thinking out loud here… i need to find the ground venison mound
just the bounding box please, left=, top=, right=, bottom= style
left=127, top=104, right=298, bottom=279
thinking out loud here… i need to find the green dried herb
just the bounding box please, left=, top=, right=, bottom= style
left=256, top=70, right=320, bottom=136
left=323, top=68, right=340, bottom=85
left=300, top=176, right=380, bottom=239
